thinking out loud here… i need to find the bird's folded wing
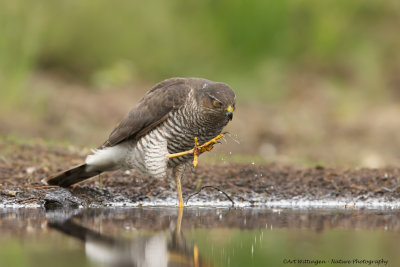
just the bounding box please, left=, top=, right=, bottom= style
left=101, top=78, right=190, bottom=148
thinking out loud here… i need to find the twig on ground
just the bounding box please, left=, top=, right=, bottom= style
left=30, top=185, right=60, bottom=189
left=185, top=185, right=235, bottom=206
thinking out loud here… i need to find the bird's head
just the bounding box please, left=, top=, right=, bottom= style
left=193, top=79, right=236, bottom=122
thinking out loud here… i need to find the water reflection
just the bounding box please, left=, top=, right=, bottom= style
left=46, top=208, right=209, bottom=267
left=1, top=208, right=400, bottom=267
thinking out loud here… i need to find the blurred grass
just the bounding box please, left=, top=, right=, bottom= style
left=1, top=0, right=400, bottom=102
left=0, top=1, right=45, bottom=108
left=1, top=0, right=400, bottom=166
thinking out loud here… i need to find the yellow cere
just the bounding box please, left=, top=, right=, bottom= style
left=226, top=105, right=234, bottom=113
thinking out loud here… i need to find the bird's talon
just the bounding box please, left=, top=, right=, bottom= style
left=169, top=134, right=224, bottom=166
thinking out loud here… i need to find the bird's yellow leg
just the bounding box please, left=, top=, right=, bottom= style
left=168, top=134, right=224, bottom=167
left=173, top=165, right=186, bottom=208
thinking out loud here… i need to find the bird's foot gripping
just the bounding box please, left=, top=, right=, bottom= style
left=168, top=134, right=224, bottom=167
left=192, top=134, right=224, bottom=167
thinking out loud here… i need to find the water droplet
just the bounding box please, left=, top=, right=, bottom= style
left=272, top=208, right=281, bottom=214
left=225, top=132, right=241, bottom=144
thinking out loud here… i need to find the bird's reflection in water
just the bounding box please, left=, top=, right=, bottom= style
left=46, top=208, right=210, bottom=267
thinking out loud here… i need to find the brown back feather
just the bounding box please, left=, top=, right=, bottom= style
left=101, top=78, right=190, bottom=148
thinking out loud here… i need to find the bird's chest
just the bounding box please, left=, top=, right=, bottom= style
left=160, top=111, right=226, bottom=169
left=164, top=112, right=223, bottom=154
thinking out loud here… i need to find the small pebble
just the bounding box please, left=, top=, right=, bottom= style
left=26, top=167, right=36, bottom=174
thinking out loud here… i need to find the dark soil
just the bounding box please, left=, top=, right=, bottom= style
left=1, top=139, right=400, bottom=207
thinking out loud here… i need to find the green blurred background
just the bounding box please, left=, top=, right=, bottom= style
left=1, top=0, right=400, bottom=167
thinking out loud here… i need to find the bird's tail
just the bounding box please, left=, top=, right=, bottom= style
left=43, top=164, right=102, bottom=188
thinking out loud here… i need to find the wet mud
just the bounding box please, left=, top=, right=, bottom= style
left=1, top=141, right=400, bottom=208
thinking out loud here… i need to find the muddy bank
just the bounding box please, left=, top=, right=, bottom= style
left=1, top=139, right=400, bottom=208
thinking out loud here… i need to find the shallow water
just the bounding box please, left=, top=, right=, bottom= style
left=0, top=207, right=399, bottom=267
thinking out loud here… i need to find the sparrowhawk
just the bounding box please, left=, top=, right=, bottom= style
left=44, top=77, right=236, bottom=207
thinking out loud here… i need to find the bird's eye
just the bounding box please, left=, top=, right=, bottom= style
left=213, top=100, right=222, bottom=108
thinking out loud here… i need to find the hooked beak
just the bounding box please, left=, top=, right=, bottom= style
left=225, top=105, right=234, bottom=121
